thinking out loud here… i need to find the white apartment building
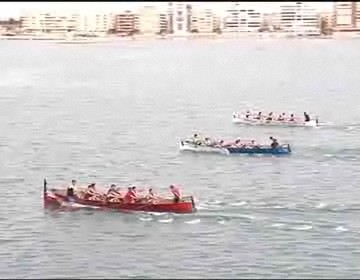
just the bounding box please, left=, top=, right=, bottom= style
left=334, top=2, right=354, bottom=30
left=191, top=8, right=214, bottom=33
left=77, top=13, right=113, bottom=35
left=213, top=15, right=221, bottom=32
left=279, top=2, right=320, bottom=35
left=21, top=12, right=79, bottom=34
left=160, top=13, right=168, bottom=33
left=137, top=6, right=161, bottom=34
left=223, top=3, right=261, bottom=33
left=21, top=11, right=113, bottom=35
left=356, top=2, right=360, bottom=28
left=171, top=2, right=188, bottom=35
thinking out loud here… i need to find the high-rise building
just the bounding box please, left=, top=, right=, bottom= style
left=167, top=2, right=174, bottom=33
left=191, top=8, right=214, bottom=33
left=223, top=3, right=261, bottom=33
left=278, top=2, right=320, bottom=35
left=333, top=2, right=360, bottom=31
left=160, top=13, right=168, bottom=33
left=77, top=13, right=113, bottom=35
left=137, top=6, right=161, bottom=34
left=170, top=2, right=189, bottom=35
left=21, top=12, right=79, bottom=34
left=114, top=11, right=139, bottom=35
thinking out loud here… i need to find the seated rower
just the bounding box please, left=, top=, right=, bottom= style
left=204, top=137, right=212, bottom=146
left=106, top=184, right=122, bottom=201
left=269, top=136, right=279, bottom=149
left=289, top=114, right=295, bottom=121
left=304, top=112, right=310, bottom=122
left=245, top=110, right=251, bottom=119
left=125, top=186, right=137, bottom=203
left=169, top=185, right=181, bottom=203
left=254, top=111, right=262, bottom=120
left=84, top=183, right=97, bottom=200
left=266, top=112, right=273, bottom=121
left=248, top=139, right=259, bottom=148
left=277, top=113, right=285, bottom=121
left=144, top=188, right=156, bottom=202
left=66, top=179, right=77, bottom=202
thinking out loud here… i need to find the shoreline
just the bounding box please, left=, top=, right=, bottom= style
left=0, top=33, right=359, bottom=42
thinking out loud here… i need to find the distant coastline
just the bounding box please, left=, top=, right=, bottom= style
left=1, top=32, right=359, bottom=42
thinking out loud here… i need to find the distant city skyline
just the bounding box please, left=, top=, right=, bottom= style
left=0, top=1, right=333, bottom=18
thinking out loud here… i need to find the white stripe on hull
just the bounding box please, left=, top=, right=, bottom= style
left=179, top=142, right=230, bottom=155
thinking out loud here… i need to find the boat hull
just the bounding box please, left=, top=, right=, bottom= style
left=232, top=113, right=318, bottom=127
left=44, top=189, right=196, bottom=214
left=227, top=144, right=291, bottom=155
left=179, top=141, right=229, bottom=155
left=179, top=141, right=291, bottom=155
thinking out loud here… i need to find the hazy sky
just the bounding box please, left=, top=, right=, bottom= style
left=0, top=1, right=333, bottom=18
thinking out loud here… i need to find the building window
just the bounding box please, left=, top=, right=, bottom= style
left=178, top=23, right=182, bottom=30
left=178, top=11, right=182, bottom=16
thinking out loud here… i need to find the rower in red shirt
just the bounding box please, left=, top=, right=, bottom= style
left=169, top=185, right=181, bottom=203
left=125, top=186, right=137, bottom=203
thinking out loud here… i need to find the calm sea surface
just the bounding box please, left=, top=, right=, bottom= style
left=1, top=38, right=360, bottom=279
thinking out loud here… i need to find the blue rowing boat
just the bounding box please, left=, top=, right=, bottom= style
left=179, top=138, right=292, bottom=155
left=226, top=144, right=291, bottom=155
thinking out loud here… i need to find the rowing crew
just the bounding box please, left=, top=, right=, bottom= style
left=240, top=111, right=313, bottom=123
left=190, top=134, right=280, bottom=149
left=66, top=180, right=182, bottom=203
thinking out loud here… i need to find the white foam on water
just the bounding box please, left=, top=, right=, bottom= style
left=158, top=217, right=174, bottom=223
left=271, top=223, right=285, bottom=228
left=316, top=202, right=328, bottom=209
left=335, top=226, right=348, bottom=232
left=239, top=214, right=256, bottom=220
left=230, top=201, right=247, bottom=207
left=197, top=204, right=209, bottom=210
left=272, top=205, right=286, bottom=209
left=217, top=219, right=226, bottom=225
left=293, top=225, right=313, bottom=231
left=150, top=212, right=167, bottom=216
left=184, top=219, right=201, bottom=224
left=207, top=200, right=222, bottom=205
left=139, top=216, right=153, bottom=222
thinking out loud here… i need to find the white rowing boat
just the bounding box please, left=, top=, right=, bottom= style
left=232, top=113, right=318, bottom=127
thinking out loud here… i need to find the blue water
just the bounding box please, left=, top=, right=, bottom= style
left=1, top=38, right=360, bottom=278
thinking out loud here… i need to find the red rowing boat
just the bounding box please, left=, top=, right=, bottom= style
left=43, top=179, right=196, bottom=214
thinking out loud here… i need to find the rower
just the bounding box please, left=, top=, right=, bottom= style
left=67, top=179, right=76, bottom=197
left=84, top=183, right=96, bottom=199
left=125, top=186, right=137, bottom=203
left=289, top=114, right=295, bottom=121
left=106, top=184, right=122, bottom=202
left=245, top=110, right=250, bottom=119
left=266, top=112, right=273, bottom=121
left=304, top=112, right=310, bottom=122
left=277, top=113, right=285, bottom=121
left=145, top=188, right=155, bottom=201
left=107, top=184, right=119, bottom=196
left=269, top=136, right=279, bottom=149
left=169, top=185, right=181, bottom=203
left=254, top=111, right=262, bottom=120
